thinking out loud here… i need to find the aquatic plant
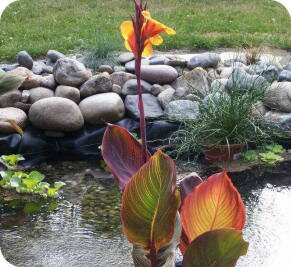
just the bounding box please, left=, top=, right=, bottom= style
left=0, top=154, right=65, bottom=198
left=101, top=1, right=248, bottom=266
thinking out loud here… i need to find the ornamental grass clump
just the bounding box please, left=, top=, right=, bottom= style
left=101, top=1, right=248, bottom=266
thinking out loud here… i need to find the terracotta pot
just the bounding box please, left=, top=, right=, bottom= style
left=203, top=143, right=246, bottom=163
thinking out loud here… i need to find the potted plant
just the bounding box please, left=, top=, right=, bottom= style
left=171, top=83, right=281, bottom=163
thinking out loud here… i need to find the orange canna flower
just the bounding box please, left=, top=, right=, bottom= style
left=120, top=11, right=176, bottom=57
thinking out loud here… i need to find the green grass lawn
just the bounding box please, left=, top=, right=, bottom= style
left=0, top=0, right=290, bottom=61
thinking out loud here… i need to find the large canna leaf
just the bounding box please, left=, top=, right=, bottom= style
left=121, top=150, right=180, bottom=263
left=180, top=171, right=245, bottom=245
left=0, top=72, right=25, bottom=95
left=179, top=172, right=203, bottom=255
left=182, top=229, right=249, bottom=267
left=101, top=124, right=151, bottom=190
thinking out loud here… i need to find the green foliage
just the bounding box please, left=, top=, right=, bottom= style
left=1, top=0, right=291, bottom=61
left=264, top=143, right=285, bottom=154
left=242, top=150, right=258, bottom=161
left=259, top=151, right=284, bottom=166
left=0, top=72, right=25, bottom=95
left=0, top=154, right=65, bottom=198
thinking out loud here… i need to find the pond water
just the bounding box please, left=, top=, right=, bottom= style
left=0, top=161, right=291, bottom=267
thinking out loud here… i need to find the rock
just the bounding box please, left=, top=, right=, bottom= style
left=8, top=67, right=42, bottom=90
left=0, top=90, right=21, bottom=108
left=44, top=131, right=65, bottom=138
left=210, top=79, right=228, bottom=92
left=47, top=50, right=65, bottom=63
left=149, top=56, right=167, bottom=65
left=125, top=59, right=150, bottom=72
left=40, top=74, right=57, bottom=90
left=172, top=68, right=210, bottom=98
left=251, top=101, right=268, bottom=117
left=125, top=94, right=163, bottom=120
left=278, top=70, right=291, bottom=82
left=185, top=94, right=195, bottom=101
left=284, top=64, right=291, bottom=72
left=21, top=90, right=30, bottom=103
left=207, top=68, right=219, bottom=83
left=219, top=67, right=234, bottom=79
left=14, top=102, right=31, bottom=112
left=113, top=66, right=126, bottom=72
left=122, top=79, right=151, bottom=95
left=2, top=64, right=19, bottom=72
left=140, top=65, right=178, bottom=85
left=112, top=84, right=122, bottom=95
left=80, top=74, right=112, bottom=98
left=264, top=82, right=291, bottom=112
left=265, top=111, right=291, bottom=125
left=110, top=71, right=136, bottom=87
left=226, top=68, right=268, bottom=92
left=174, top=87, right=189, bottom=98
left=29, top=97, right=84, bottom=132
left=250, top=63, right=281, bottom=82
left=158, top=87, right=175, bottom=108
left=164, top=100, right=199, bottom=120
left=32, top=61, right=46, bottom=75
left=118, top=52, right=135, bottom=64
left=98, top=65, right=113, bottom=74
left=28, top=87, right=54, bottom=103
left=150, top=84, right=165, bottom=96
left=79, top=93, right=125, bottom=125
left=53, top=58, right=92, bottom=86
left=164, top=56, right=188, bottom=67
left=55, top=86, right=80, bottom=103
left=17, top=51, right=33, bottom=70
left=188, top=53, right=220, bottom=69
left=0, top=107, right=27, bottom=134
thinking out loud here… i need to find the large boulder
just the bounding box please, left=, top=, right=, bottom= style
left=187, top=53, right=220, bottom=69
left=164, top=100, right=200, bottom=120
left=0, top=107, right=27, bottom=134
left=29, top=97, right=84, bottom=132
left=80, top=74, right=112, bottom=98
left=122, top=79, right=151, bottom=95
left=53, top=58, right=92, bottom=86
left=79, top=93, right=125, bottom=125
left=125, top=94, right=163, bottom=120
left=264, top=82, right=291, bottom=112
left=110, top=71, right=136, bottom=87
left=172, top=68, right=210, bottom=98
left=17, top=51, right=33, bottom=70
left=28, top=87, right=54, bottom=104
left=55, top=85, right=80, bottom=103
left=140, top=65, right=178, bottom=85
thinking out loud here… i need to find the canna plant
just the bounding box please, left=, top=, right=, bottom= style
left=101, top=1, right=248, bottom=266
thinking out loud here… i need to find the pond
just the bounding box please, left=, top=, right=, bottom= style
left=0, top=160, right=291, bottom=267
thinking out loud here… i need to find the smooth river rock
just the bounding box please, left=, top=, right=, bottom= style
left=53, top=58, right=92, bottom=86
left=110, top=71, right=136, bottom=87
left=187, top=53, right=220, bottom=69
left=125, top=94, right=163, bottom=120
left=55, top=85, right=80, bottom=103
left=79, top=93, right=125, bottom=125
left=28, top=87, right=54, bottom=103
left=47, top=50, right=65, bottom=63
left=0, top=90, right=21, bottom=108
left=140, top=65, right=178, bottom=85
left=17, top=51, right=33, bottom=70
left=80, top=74, right=112, bottom=98
left=0, top=107, right=27, bottom=134
left=29, top=97, right=84, bottom=132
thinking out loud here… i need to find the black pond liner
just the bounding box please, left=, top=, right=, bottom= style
left=0, top=118, right=179, bottom=167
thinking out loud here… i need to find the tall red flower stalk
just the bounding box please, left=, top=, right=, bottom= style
left=132, top=0, right=148, bottom=164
